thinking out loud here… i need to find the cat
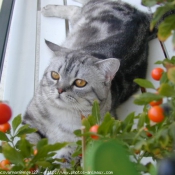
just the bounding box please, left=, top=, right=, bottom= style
left=23, top=0, right=155, bottom=164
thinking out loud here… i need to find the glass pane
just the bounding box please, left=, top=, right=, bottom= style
left=0, top=0, right=3, bottom=11
left=0, top=0, right=14, bottom=79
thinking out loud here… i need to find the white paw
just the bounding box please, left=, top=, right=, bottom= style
left=55, top=146, right=73, bottom=162
left=42, top=5, right=58, bottom=17
left=54, top=146, right=81, bottom=168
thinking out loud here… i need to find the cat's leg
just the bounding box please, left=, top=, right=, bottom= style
left=42, top=5, right=80, bottom=21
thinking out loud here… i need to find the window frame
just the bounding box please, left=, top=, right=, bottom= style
left=0, top=0, right=15, bottom=81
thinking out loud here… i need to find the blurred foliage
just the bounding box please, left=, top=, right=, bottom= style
left=142, top=0, right=175, bottom=47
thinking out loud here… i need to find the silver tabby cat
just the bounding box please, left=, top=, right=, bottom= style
left=23, top=0, right=155, bottom=162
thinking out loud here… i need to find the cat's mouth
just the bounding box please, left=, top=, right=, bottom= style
left=57, top=94, right=63, bottom=100
left=56, top=93, right=77, bottom=104
left=55, top=94, right=68, bottom=107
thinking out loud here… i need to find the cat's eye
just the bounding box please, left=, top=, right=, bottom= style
left=51, top=71, right=60, bottom=80
left=74, top=79, right=87, bottom=87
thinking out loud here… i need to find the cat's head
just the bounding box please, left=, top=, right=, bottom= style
left=41, top=40, right=120, bottom=114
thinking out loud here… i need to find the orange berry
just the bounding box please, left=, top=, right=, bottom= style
left=89, top=124, right=99, bottom=140
left=149, top=99, right=163, bottom=106
left=0, top=122, right=10, bottom=132
left=33, top=149, right=38, bottom=155
left=151, top=67, right=164, bottom=81
left=143, top=127, right=152, bottom=137
left=0, top=159, right=11, bottom=171
left=148, top=106, right=165, bottom=123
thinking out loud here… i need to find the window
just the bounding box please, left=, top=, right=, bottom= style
left=0, top=0, right=15, bottom=80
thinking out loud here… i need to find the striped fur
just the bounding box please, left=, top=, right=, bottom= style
left=24, top=0, right=154, bottom=162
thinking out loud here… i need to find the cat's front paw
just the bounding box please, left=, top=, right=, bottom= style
left=55, top=146, right=77, bottom=167
left=42, top=5, right=58, bottom=17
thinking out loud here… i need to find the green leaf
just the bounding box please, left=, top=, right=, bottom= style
left=98, top=114, right=115, bottom=136
left=118, top=132, right=137, bottom=144
left=11, top=165, right=24, bottom=171
left=158, top=83, right=175, bottom=97
left=169, top=123, right=175, bottom=140
left=82, top=117, right=91, bottom=131
left=123, top=112, right=135, bottom=124
left=158, top=14, right=175, bottom=41
left=85, top=140, right=139, bottom=175
left=36, top=161, right=52, bottom=168
left=86, top=115, right=96, bottom=126
left=134, top=92, right=163, bottom=105
left=137, top=113, right=147, bottom=129
left=170, top=56, right=175, bottom=64
left=168, top=67, right=175, bottom=84
left=134, top=78, right=155, bottom=89
left=15, top=124, right=37, bottom=137
left=12, top=114, right=22, bottom=133
left=151, top=4, right=175, bottom=30
left=16, top=138, right=33, bottom=158
left=160, top=72, right=168, bottom=84
left=155, top=60, right=164, bottom=64
left=92, top=100, right=101, bottom=124
left=73, top=129, right=82, bottom=137
left=37, top=138, right=48, bottom=150
left=141, top=0, right=157, bottom=7
left=32, top=142, right=67, bottom=163
left=0, top=131, right=10, bottom=141
left=163, top=57, right=175, bottom=66
left=148, top=163, right=157, bottom=175
left=76, top=140, right=82, bottom=146
left=135, top=163, right=147, bottom=172
left=2, top=142, right=24, bottom=166
left=134, top=140, right=147, bottom=151
left=122, top=112, right=135, bottom=132
left=72, top=150, right=82, bottom=157
left=113, top=120, right=122, bottom=134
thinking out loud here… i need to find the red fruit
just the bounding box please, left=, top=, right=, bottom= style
left=0, top=122, right=11, bottom=132
left=33, top=149, right=38, bottom=155
left=0, top=159, right=11, bottom=171
left=151, top=67, right=164, bottom=81
left=30, top=166, right=37, bottom=173
left=89, top=124, right=99, bottom=140
left=144, top=127, right=153, bottom=137
left=149, top=92, right=163, bottom=106
left=148, top=106, right=165, bottom=123
left=149, top=99, right=163, bottom=106
left=0, top=103, right=12, bottom=124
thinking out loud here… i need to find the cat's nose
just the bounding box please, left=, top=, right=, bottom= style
left=57, top=88, right=66, bottom=94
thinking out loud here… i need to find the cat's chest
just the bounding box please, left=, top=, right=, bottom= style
left=46, top=107, right=82, bottom=143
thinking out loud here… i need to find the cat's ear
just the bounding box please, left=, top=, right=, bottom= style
left=95, top=58, right=120, bottom=81
left=45, top=40, right=70, bottom=54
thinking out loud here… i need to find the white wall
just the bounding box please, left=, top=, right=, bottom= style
left=2, top=0, right=37, bottom=117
